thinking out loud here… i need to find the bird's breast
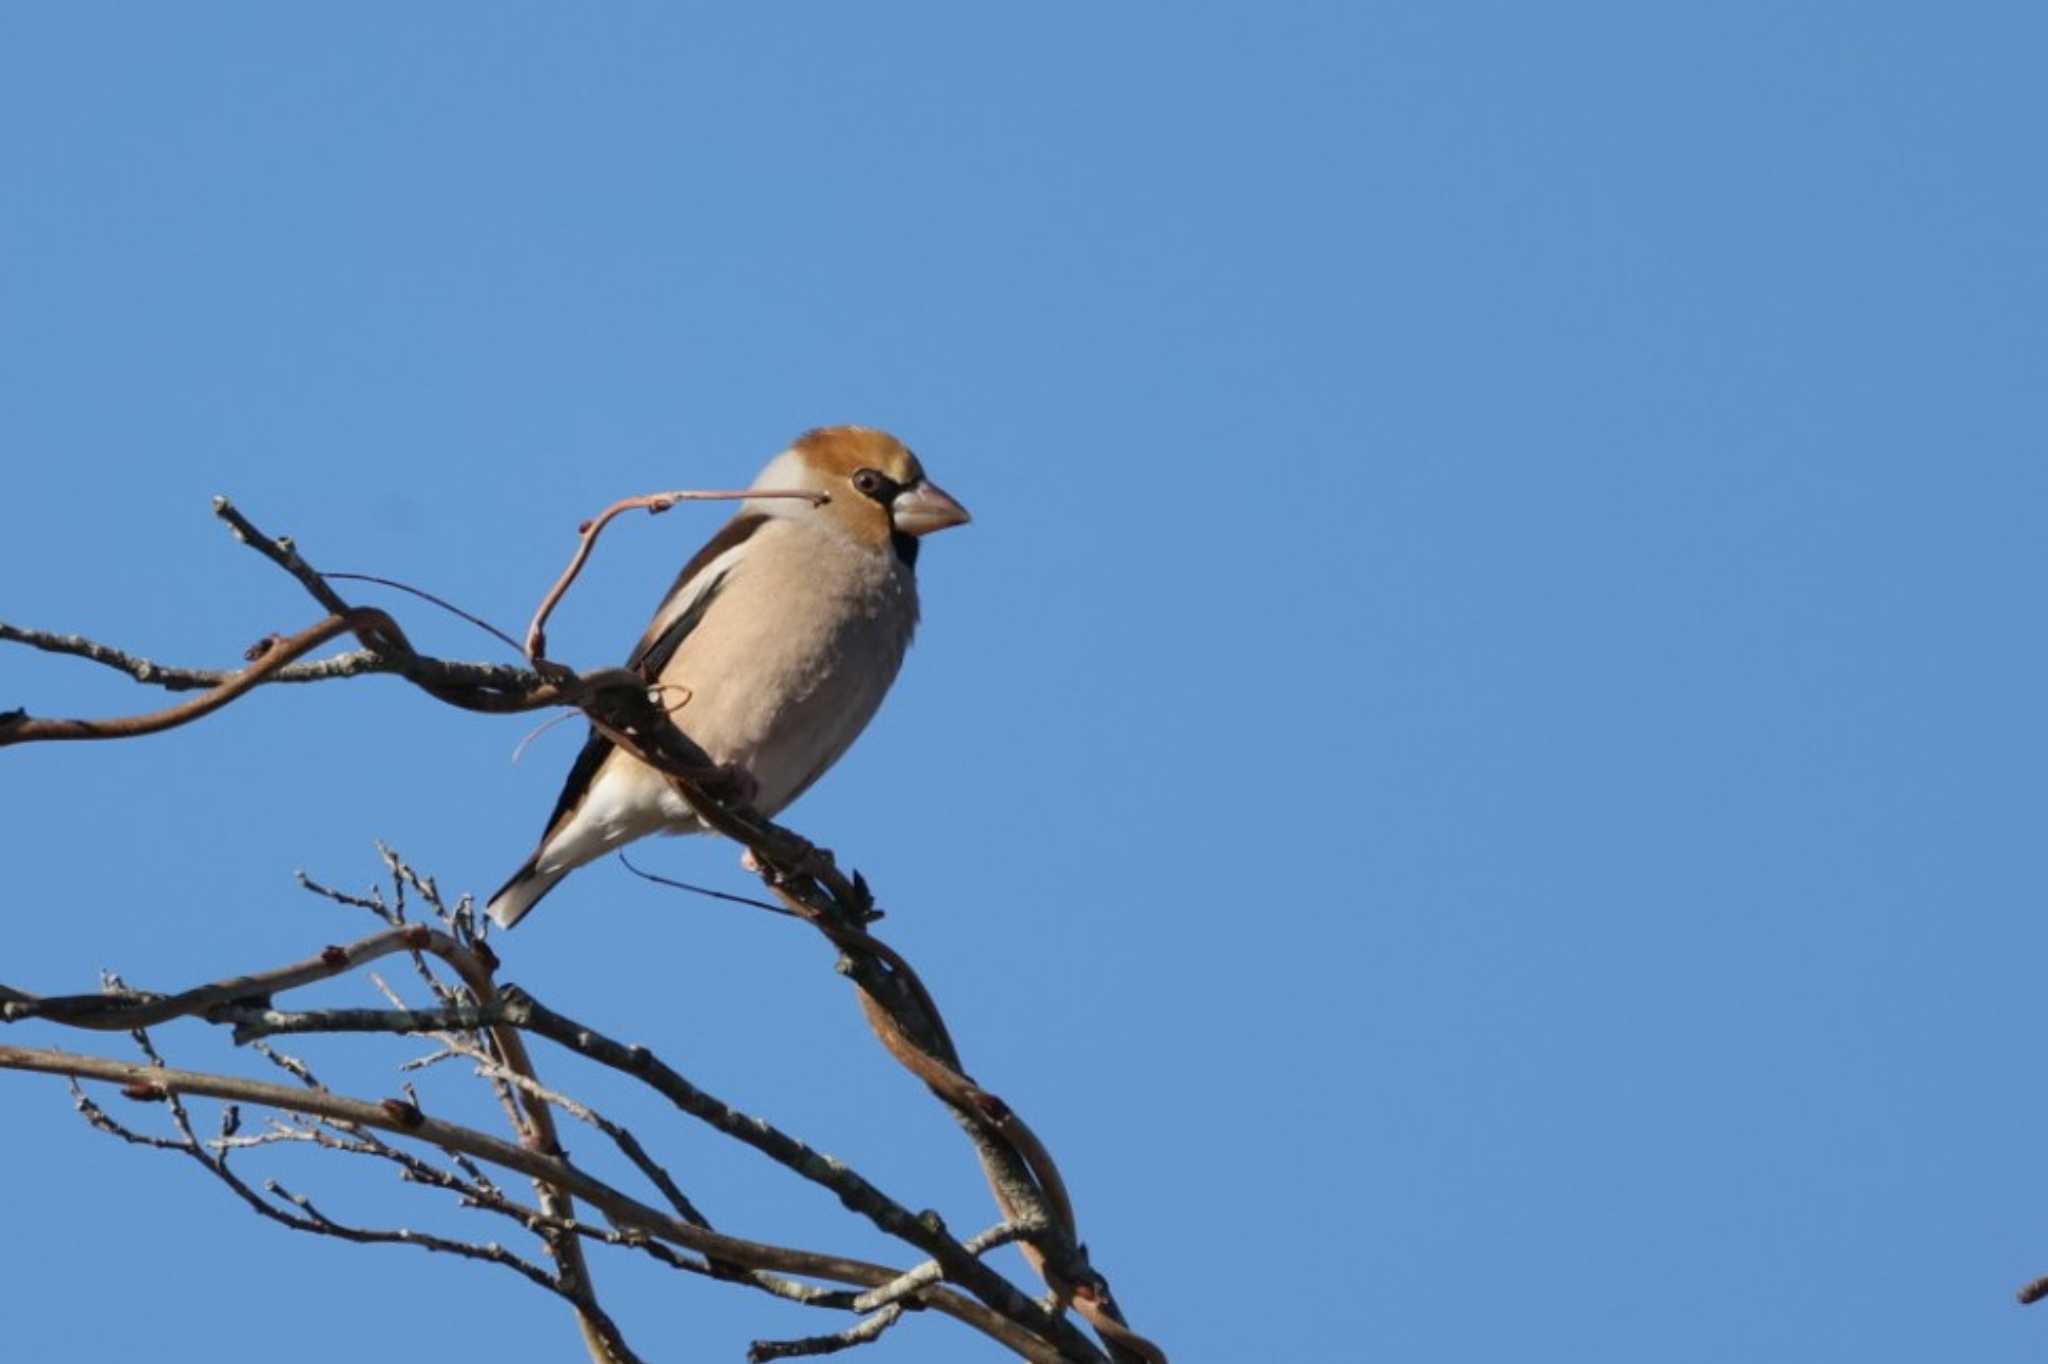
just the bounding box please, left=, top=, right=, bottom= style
left=656, top=524, right=917, bottom=815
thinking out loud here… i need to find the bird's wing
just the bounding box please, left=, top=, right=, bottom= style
left=528, top=512, right=771, bottom=852
left=628, top=513, right=769, bottom=674
left=533, top=728, right=619, bottom=851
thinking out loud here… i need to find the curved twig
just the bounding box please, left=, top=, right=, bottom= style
left=0, top=610, right=396, bottom=745
left=325, top=572, right=527, bottom=654
left=524, top=488, right=825, bottom=663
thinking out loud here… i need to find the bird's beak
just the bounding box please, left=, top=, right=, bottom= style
left=891, top=479, right=972, bottom=536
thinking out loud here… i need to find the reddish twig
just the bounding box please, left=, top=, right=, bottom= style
left=523, top=488, right=825, bottom=664
left=0, top=609, right=403, bottom=746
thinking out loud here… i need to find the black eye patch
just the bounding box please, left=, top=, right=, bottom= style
left=851, top=467, right=901, bottom=503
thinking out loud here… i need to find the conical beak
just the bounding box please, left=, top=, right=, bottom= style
left=891, top=479, right=972, bottom=537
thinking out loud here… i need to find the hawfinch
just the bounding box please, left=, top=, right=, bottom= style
left=486, top=427, right=970, bottom=928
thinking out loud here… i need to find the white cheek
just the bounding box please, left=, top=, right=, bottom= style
left=745, top=449, right=824, bottom=520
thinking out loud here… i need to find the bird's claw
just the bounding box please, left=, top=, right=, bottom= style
left=740, top=837, right=832, bottom=884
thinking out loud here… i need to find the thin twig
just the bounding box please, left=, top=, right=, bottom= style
left=438, top=1031, right=719, bottom=1230
left=524, top=488, right=825, bottom=663
left=850, top=1222, right=1033, bottom=1314
left=0, top=619, right=551, bottom=696
left=0, top=610, right=392, bottom=745
left=748, top=1304, right=907, bottom=1361
left=69, top=1080, right=644, bottom=1363
left=212, top=496, right=356, bottom=617
left=618, top=851, right=801, bottom=918
left=2, top=925, right=440, bottom=1029
left=325, top=572, right=526, bottom=654
left=3, top=1043, right=1069, bottom=1363
left=218, top=991, right=1099, bottom=1361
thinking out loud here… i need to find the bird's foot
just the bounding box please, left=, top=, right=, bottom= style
left=740, top=836, right=834, bottom=884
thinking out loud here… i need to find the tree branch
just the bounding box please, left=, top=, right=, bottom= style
left=749, top=1304, right=907, bottom=1362
left=0, top=494, right=1162, bottom=1363
left=215, top=991, right=1094, bottom=1359
left=0, top=1044, right=1073, bottom=1363
left=522, top=488, right=825, bottom=663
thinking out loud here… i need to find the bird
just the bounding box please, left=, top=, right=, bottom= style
left=486, top=426, right=971, bottom=928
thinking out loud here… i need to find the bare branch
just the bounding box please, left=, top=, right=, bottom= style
left=431, top=1027, right=720, bottom=1233
left=850, top=1222, right=1032, bottom=1315
left=3, top=925, right=442, bottom=1030
left=213, top=993, right=1096, bottom=1361
left=0, top=610, right=389, bottom=744
left=0, top=622, right=307, bottom=692
left=749, top=1305, right=907, bottom=1362
left=2, top=495, right=1162, bottom=1362
left=2, top=1043, right=1072, bottom=1363
left=0, top=901, right=617, bottom=1360
left=212, top=495, right=357, bottom=617
left=0, top=618, right=554, bottom=700
left=69, top=1073, right=645, bottom=1364
left=266, top=1177, right=567, bottom=1295
left=523, top=488, right=826, bottom=664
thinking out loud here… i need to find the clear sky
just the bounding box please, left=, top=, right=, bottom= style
left=4, top=4, right=2044, bottom=1361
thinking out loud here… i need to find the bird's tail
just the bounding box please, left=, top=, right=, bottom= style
left=487, top=856, right=570, bottom=929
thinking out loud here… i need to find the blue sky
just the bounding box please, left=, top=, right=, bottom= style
left=4, top=4, right=2045, bottom=1360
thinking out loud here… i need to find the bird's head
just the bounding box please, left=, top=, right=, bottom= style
left=747, top=426, right=970, bottom=552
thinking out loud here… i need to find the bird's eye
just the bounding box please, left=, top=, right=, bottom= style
left=852, top=468, right=895, bottom=501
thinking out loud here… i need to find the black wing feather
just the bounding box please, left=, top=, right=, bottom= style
left=628, top=513, right=768, bottom=673
left=536, top=728, right=618, bottom=845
